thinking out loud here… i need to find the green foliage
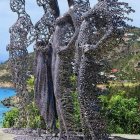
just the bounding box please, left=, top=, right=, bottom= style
left=3, top=108, right=19, bottom=128
left=99, top=90, right=140, bottom=134
left=70, top=75, right=76, bottom=86
left=70, top=75, right=82, bottom=130
left=2, top=102, right=46, bottom=129
left=27, top=76, right=34, bottom=87
left=108, top=82, right=140, bottom=102
left=25, top=102, right=46, bottom=129
left=26, top=76, right=46, bottom=128
left=111, top=53, right=140, bottom=81
left=71, top=91, right=81, bottom=130
left=2, top=76, right=45, bottom=129
left=27, top=76, right=34, bottom=92
left=27, top=76, right=35, bottom=101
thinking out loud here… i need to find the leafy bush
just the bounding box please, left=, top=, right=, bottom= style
left=27, top=76, right=34, bottom=89
left=70, top=75, right=81, bottom=130
left=27, top=76, right=34, bottom=99
left=99, top=90, right=140, bottom=134
left=71, top=91, right=81, bottom=130
left=25, top=102, right=46, bottom=129
left=2, top=102, right=46, bottom=129
left=3, top=108, right=19, bottom=128
left=2, top=77, right=46, bottom=129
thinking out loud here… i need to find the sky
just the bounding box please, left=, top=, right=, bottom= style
left=0, top=0, right=140, bottom=62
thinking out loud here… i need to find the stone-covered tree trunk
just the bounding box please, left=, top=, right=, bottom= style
left=78, top=53, right=109, bottom=140
left=8, top=0, right=35, bottom=128
left=52, top=2, right=90, bottom=138
left=34, top=0, right=60, bottom=131
left=75, top=0, right=134, bottom=139
left=34, top=42, right=57, bottom=130
left=52, top=18, right=77, bottom=139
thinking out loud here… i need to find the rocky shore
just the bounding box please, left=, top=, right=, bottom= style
left=1, top=96, right=18, bottom=107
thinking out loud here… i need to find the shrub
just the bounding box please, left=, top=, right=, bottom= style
left=3, top=108, right=19, bottom=128
left=2, top=102, right=46, bottom=129
left=25, top=102, right=46, bottom=129
left=99, top=90, right=140, bottom=134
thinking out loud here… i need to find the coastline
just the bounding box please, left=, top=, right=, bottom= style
left=1, top=96, right=18, bottom=107
left=0, top=86, right=17, bottom=107
left=0, top=86, right=17, bottom=128
left=0, top=82, right=14, bottom=89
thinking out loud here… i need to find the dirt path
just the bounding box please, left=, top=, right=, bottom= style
left=0, top=129, right=15, bottom=140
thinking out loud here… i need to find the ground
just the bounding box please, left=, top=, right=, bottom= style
left=0, top=128, right=140, bottom=140
left=0, top=129, right=15, bottom=140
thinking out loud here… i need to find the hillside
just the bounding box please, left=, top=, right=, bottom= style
left=0, top=61, right=13, bottom=88
left=109, top=27, right=140, bottom=82
left=0, top=52, right=34, bottom=88
left=0, top=28, right=139, bottom=87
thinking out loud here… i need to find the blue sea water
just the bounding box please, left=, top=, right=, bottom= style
left=0, top=88, right=16, bottom=127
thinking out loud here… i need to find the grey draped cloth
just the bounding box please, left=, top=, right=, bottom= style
left=34, top=41, right=57, bottom=130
